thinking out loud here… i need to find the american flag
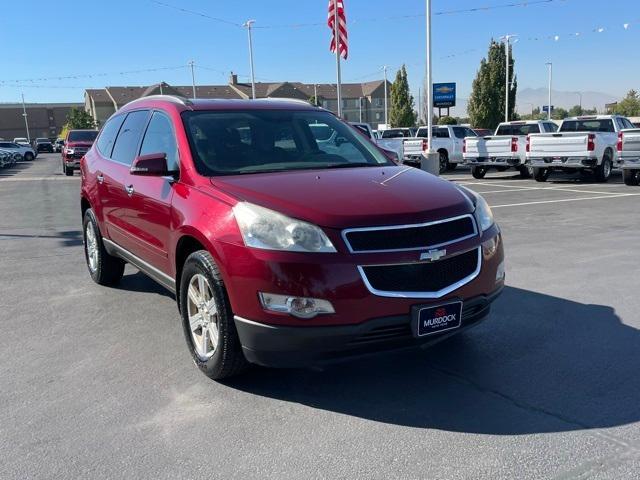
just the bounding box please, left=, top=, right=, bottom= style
left=327, top=0, right=348, bottom=60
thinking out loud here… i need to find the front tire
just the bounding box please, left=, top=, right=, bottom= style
left=24, top=152, right=34, bottom=161
left=83, top=209, right=125, bottom=286
left=471, top=166, right=487, bottom=179
left=438, top=151, right=448, bottom=174
left=623, top=169, right=640, bottom=186
left=179, top=250, right=248, bottom=380
left=65, top=166, right=73, bottom=176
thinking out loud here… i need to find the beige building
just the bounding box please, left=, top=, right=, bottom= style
left=0, top=103, right=82, bottom=141
left=84, top=75, right=390, bottom=128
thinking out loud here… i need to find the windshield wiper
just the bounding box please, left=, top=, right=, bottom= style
left=324, top=162, right=380, bottom=169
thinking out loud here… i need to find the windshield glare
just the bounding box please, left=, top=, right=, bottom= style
left=67, top=131, right=98, bottom=142
left=183, top=110, right=392, bottom=176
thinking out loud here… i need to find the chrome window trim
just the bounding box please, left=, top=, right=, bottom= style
left=341, top=213, right=478, bottom=254
left=357, top=247, right=482, bottom=299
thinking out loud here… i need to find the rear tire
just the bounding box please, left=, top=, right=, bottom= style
left=24, top=152, right=34, bottom=161
left=471, top=166, right=487, bottom=179
left=519, top=165, right=533, bottom=179
left=534, top=168, right=550, bottom=182
left=179, top=250, right=249, bottom=380
left=83, top=209, right=125, bottom=286
left=623, top=169, right=640, bottom=186
left=594, top=153, right=612, bottom=183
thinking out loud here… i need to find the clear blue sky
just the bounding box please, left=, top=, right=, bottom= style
left=0, top=0, right=637, bottom=104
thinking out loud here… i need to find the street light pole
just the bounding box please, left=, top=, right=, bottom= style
left=577, top=91, right=582, bottom=112
left=21, top=93, right=30, bottom=143
left=546, top=62, right=553, bottom=120
left=426, top=0, right=434, bottom=155
left=502, top=34, right=516, bottom=122
left=383, top=65, right=388, bottom=126
left=188, top=60, right=197, bottom=99
left=244, top=20, right=257, bottom=99
left=359, top=97, right=363, bottom=122
left=314, top=84, right=318, bottom=106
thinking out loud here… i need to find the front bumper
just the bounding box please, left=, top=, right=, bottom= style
left=465, top=157, right=523, bottom=167
left=235, top=287, right=503, bottom=368
left=63, top=157, right=80, bottom=168
left=529, top=157, right=598, bottom=169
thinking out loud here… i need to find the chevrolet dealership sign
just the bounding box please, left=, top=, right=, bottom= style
left=433, top=83, right=456, bottom=108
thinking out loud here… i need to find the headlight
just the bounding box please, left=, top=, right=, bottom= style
left=474, top=194, right=494, bottom=232
left=233, top=202, right=336, bottom=253
left=65, top=148, right=74, bottom=155
left=458, top=185, right=494, bottom=232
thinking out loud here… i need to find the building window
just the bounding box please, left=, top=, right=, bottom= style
left=374, top=98, right=383, bottom=107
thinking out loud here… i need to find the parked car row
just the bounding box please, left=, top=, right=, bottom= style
left=0, top=149, right=22, bottom=168
left=0, top=141, right=36, bottom=161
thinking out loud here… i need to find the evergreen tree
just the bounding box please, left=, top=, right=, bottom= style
left=389, top=65, right=416, bottom=127
left=64, top=107, right=97, bottom=130
left=467, top=40, right=517, bottom=129
left=438, top=116, right=457, bottom=125
left=614, top=90, right=640, bottom=117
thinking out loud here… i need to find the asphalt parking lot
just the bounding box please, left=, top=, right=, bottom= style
left=1, top=154, right=639, bottom=479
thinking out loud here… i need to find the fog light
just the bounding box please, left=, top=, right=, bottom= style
left=258, top=292, right=335, bottom=319
left=496, top=260, right=505, bottom=282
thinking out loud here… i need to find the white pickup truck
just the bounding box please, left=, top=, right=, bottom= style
left=617, top=128, right=640, bottom=185
left=376, top=128, right=416, bottom=161
left=463, top=120, right=558, bottom=179
left=402, top=125, right=478, bottom=173
left=527, top=115, right=634, bottom=182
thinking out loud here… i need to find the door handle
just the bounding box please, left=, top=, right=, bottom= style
left=97, top=173, right=104, bottom=184
left=125, top=184, right=134, bottom=196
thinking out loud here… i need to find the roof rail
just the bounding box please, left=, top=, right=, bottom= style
left=124, top=94, right=193, bottom=108
left=260, top=97, right=315, bottom=106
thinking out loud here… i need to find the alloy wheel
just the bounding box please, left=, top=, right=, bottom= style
left=187, top=274, right=219, bottom=360
left=85, top=221, right=99, bottom=273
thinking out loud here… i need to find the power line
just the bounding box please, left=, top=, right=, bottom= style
left=0, top=65, right=187, bottom=85
left=149, top=0, right=242, bottom=27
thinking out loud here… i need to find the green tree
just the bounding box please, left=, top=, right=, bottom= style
left=389, top=65, right=416, bottom=127
left=614, top=90, right=640, bottom=117
left=552, top=107, right=568, bottom=120
left=438, top=116, right=457, bottom=125
left=64, top=107, right=97, bottom=130
left=467, top=40, right=517, bottom=129
left=567, top=105, right=583, bottom=117
left=308, top=96, right=321, bottom=107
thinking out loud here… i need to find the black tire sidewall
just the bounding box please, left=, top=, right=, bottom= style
left=179, top=251, right=243, bottom=378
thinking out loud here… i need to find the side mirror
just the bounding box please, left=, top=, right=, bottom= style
left=130, top=153, right=169, bottom=176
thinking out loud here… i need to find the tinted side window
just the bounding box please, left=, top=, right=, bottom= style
left=96, top=115, right=125, bottom=158
left=139, top=112, right=179, bottom=170
left=452, top=127, right=466, bottom=139
left=111, top=111, right=149, bottom=166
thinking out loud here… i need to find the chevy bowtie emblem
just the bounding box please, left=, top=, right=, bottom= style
left=420, top=249, right=446, bottom=262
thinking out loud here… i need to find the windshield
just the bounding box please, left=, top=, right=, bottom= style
left=496, top=124, right=540, bottom=135
left=560, top=119, right=615, bottom=133
left=183, top=110, right=392, bottom=176
left=67, top=131, right=98, bottom=142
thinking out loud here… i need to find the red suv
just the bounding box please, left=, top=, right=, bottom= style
left=63, top=129, right=98, bottom=176
left=80, top=96, right=504, bottom=380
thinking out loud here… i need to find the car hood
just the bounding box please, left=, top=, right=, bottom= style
left=210, top=166, right=474, bottom=229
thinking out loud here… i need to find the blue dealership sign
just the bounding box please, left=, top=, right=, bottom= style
left=542, top=105, right=554, bottom=112
left=433, top=83, right=456, bottom=108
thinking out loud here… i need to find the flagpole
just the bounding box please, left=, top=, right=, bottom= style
left=334, top=0, right=342, bottom=118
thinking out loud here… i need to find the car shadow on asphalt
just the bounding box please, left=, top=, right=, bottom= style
left=114, top=270, right=175, bottom=300
left=225, top=286, right=639, bottom=434
left=0, top=162, right=33, bottom=178
left=0, top=229, right=82, bottom=247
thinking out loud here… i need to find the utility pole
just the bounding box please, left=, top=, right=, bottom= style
left=21, top=93, right=30, bottom=143
left=359, top=97, right=363, bottom=122
left=188, top=61, right=196, bottom=99
left=502, top=34, right=516, bottom=122
left=576, top=91, right=582, bottom=112
left=314, top=84, right=318, bottom=106
left=383, top=65, right=388, bottom=126
left=546, top=62, right=553, bottom=120
left=244, top=20, right=257, bottom=99
left=418, top=87, right=422, bottom=124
